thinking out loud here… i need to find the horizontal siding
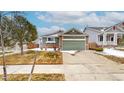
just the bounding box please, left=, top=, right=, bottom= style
left=85, top=29, right=99, bottom=43
left=42, top=37, right=47, bottom=44
left=63, top=36, right=85, bottom=39
left=63, top=39, right=85, bottom=41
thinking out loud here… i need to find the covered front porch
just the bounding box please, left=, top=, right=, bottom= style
left=97, top=32, right=124, bottom=46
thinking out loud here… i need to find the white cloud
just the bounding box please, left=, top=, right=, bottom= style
left=37, top=26, right=65, bottom=36
left=104, top=12, right=124, bottom=22
left=37, top=11, right=88, bottom=24
left=38, top=15, right=46, bottom=20
left=37, top=11, right=124, bottom=27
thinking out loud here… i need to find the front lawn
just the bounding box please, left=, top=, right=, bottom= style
left=103, top=55, right=124, bottom=64
left=0, top=73, right=65, bottom=81
left=0, top=51, right=63, bottom=65
left=37, top=51, right=63, bottom=64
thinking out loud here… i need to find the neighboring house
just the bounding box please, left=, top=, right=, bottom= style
left=41, top=30, right=63, bottom=51
left=84, top=22, right=124, bottom=46
left=41, top=28, right=88, bottom=51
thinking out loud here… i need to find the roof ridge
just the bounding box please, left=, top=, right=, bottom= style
left=64, top=28, right=83, bottom=34
left=42, top=30, right=64, bottom=36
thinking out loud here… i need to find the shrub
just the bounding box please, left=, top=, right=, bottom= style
left=43, top=52, right=59, bottom=59
left=89, top=48, right=95, bottom=50
left=95, top=47, right=103, bottom=51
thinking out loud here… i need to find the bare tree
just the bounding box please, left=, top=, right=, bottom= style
left=0, top=11, right=38, bottom=81
left=28, top=50, right=38, bottom=81
left=0, top=12, right=7, bottom=81
left=0, top=11, right=21, bottom=81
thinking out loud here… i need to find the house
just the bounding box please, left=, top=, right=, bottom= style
left=41, top=30, right=63, bottom=51
left=84, top=22, right=124, bottom=47
left=41, top=28, right=88, bottom=51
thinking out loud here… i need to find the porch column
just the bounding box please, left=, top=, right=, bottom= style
left=103, top=33, right=106, bottom=46
left=114, top=33, right=117, bottom=46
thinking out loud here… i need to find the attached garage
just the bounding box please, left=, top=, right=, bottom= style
left=61, top=28, right=88, bottom=51
left=62, top=40, right=86, bottom=50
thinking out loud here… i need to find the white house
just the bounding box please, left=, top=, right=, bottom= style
left=84, top=22, right=124, bottom=46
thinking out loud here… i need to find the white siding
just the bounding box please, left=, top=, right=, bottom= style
left=85, top=29, right=100, bottom=44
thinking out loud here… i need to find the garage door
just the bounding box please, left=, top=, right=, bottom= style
left=62, top=40, right=85, bottom=50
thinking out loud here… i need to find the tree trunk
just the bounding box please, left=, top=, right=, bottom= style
left=0, top=28, right=7, bottom=81
left=20, top=40, right=23, bottom=55
left=0, top=13, right=7, bottom=81
left=28, top=51, right=37, bottom=81
left=1, top=36, right=7, bottom=81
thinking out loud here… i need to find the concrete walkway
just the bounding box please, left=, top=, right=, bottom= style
left=1, top=50, right=124, bottom=81
left=63, top=50, right=124, bottom=81
left=0, top=65, right=64, bottom=74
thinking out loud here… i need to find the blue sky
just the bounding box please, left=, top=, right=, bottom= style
left=24, top=11, right=124, bottom=36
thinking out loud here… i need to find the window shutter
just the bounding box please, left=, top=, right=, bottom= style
left=113, top=26, right=116, bottom=30
left=122, top=22, right=124, bottom=26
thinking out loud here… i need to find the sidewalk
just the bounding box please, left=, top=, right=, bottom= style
left=1, top=50, right=124, bottom=80
left=0, top=65, right=64, bottom=74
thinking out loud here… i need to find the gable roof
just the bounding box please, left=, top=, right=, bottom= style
left=63, top=28, right=83, bottom=34
left=84, top=21, right=124, bottom=33
left=104, top=21, right=124, bottom=32
left=84, top=27, right=109, bottom=33
left=41, top=30, right=64, bottom=37
left=41, top=28, right=88, bottom=37
left=87, top=27, right=108, bottom=31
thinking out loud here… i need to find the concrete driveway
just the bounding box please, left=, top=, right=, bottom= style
left=1, top=50, right=124, bottom=81
left=63, top=50, right=124, bottom=81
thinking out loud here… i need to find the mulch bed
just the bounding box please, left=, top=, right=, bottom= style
left=0, top=73, right=65, bottom=81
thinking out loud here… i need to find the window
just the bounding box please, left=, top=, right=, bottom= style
left=106, top=34, right=114, bottom=42
left=48, top=37, right=54, bottom=41
left=46, top=37, right=55, bottom=43
left=98, top=35, right=103, bottom=42
left=111, top=37, right=114, bottom=41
